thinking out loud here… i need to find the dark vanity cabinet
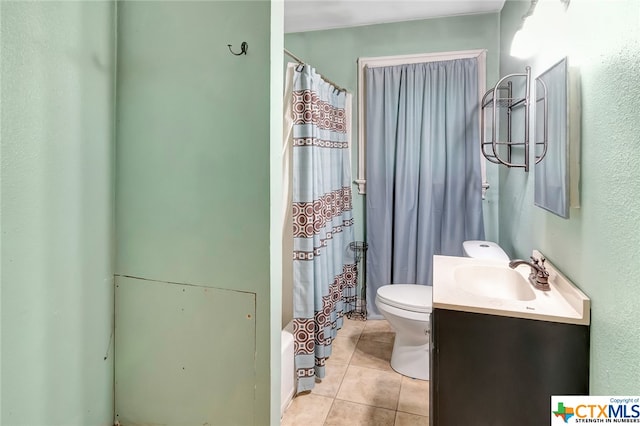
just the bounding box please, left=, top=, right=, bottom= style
left=429, top=308, right=590, bottom=426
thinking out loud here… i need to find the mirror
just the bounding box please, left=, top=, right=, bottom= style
left=534, top=57, right=580, bottom=218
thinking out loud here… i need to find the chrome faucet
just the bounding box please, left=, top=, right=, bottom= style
left=508, top=257, right=551, bottom=291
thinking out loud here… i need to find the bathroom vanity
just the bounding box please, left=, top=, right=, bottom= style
left=429, top=252, right=590, bottom=426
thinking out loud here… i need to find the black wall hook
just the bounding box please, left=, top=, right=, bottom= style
left=227, top=42, right=248, bottom=56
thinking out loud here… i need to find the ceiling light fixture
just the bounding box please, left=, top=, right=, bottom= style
left=510, top=0, right=570, bottom=59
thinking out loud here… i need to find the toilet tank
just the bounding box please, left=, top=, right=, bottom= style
left=462, top=240, right=509, bottom=261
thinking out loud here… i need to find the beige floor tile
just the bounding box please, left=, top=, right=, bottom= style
left=327, top=335, right=358, bottom=365
left=281, top=393, right=333, bottom=426
left=325, top=400, right=396, bottom=426
left=313, top=362, right=348, bottom=398
left=284, top=317, right=432, bottom=426
left=336, top=365, right=402, bottom=410
left=360, top=319, right=396, bottom=344
left=350, top=337, right=395, bottom=372
left=394, top=411, right=429, bottom=426
left=339, top=317, right=366, bottom=339
left=397, top=376, right=429, bottom=417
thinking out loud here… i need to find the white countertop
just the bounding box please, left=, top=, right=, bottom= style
left=432, top=251, right=590, bottom=326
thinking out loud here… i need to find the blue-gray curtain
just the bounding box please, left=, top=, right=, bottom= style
left=365, top=58, right=485, bottom=318
left=289, top=65, right=356, bottom=392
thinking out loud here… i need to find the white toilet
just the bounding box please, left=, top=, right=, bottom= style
left=376, top=284, right=432, bottom=380
left=375, top=240, right=508, bottom=380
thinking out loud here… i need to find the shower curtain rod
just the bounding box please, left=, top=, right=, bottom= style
left=284, top=48, right=348, bottom=93
left=284, top=48, right=304, bottom=65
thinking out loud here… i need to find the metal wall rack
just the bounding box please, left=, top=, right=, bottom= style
left=346, top=241, right=368, bottom=321
left=480, top=66, right=547, bottom=171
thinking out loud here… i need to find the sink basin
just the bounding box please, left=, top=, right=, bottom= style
left=432, top=252, right=591, bottom=325
left=454, top=265, right=536, bottom=301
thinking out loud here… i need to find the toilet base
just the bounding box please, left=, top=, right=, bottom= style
left=390, top=336, right=430, bottom=380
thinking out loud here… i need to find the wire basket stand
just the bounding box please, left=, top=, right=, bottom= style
left=347, top=241, right=368, bottom=320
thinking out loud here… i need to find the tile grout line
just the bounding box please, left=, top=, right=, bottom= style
left=343, top=320, right=401, bottom=424
left=284, top=320, right=428, bottom=425
left=322, top=397, right=335, bottom=426
left=327, top=327, right=358, bottom=424
left=324, top=319, right=364, bottom=425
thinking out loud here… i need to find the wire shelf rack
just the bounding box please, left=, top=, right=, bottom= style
left=347, top=241, right=368, bottom=320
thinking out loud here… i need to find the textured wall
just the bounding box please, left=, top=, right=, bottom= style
left=499, top=0, right=640, bottom=392
left=114, top=277, right=257, bottom=425
left=284, top=14, right=502, bottom=324
left=1, top=1, right=116, bottom=424
left=115, top=1, right=272, bottom=422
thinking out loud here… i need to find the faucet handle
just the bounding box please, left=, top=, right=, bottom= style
left=539, top=257, right=549, bottom=277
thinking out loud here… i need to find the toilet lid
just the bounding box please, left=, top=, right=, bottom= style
left=376, top=284, right=432, bottom=313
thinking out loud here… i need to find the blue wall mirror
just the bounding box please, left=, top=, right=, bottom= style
left=534, top=57, right=581, bottom=218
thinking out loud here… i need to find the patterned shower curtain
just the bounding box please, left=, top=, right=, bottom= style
left=287, top=64, right=356, bottom=393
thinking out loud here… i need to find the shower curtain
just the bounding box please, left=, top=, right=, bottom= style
left=284, top=63, right=356, bottom=393
left=365, top=58, right=485, bottom=318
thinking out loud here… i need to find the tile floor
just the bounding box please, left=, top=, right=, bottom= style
left=281, top=319, right=430, bottom=426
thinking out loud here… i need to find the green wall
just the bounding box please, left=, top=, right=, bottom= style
left=114, top=276, right=258, bottom=425
left=1, top=1, right=116, bottom=424
left=114, top=1, right=273, bottom=422
left=499, top=0, right=640, bottom=392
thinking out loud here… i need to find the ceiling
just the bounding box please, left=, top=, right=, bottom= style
left=284, top=0, right=507, bottom=33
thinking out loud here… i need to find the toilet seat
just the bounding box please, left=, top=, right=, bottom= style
left=376, top=284, right=432, bottom=313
